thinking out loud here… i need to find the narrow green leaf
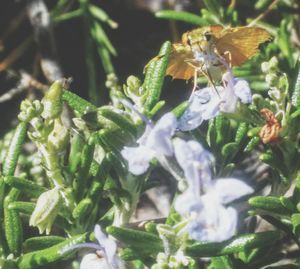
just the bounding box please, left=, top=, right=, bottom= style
left=4, top=176, right=47, bottom=197
left=215, top=115, right=230, bottom=147
left=148, top=100, right=166, bottom=117
left=143, top=57, right=156, bottom=92
left=72, top=198, right=92, bottom=219
left=96, top=44, right=115, bottom=74
left=107, top=226, right=163, bottom=253
left=211, top=256, right=233, bottom=269
left=53, top=9, right=83, bottom=23
left=4, top=188, right=23, bottom=255
left=249, top=196, right=290, bottom=216
left=97, top=128, right=133, bottom=152
left=3, top=122, right=28, bottom=176
left=68, top=133, right=86, bottom=174
left=144, top=41, right=172, bottom=111
left=235, top=122, right=248, bottom=144
left=18, top=234, right=87, bottom=269
left=91, top=21, right=117, bottom=56
left=207, top=119, right=217, bottom=149
left=23, top=236, right=65, bottom=252
left=186, top=231, right=280, bottom=257
left=8, top=201, right=35, bottom=214
left=291, top=213, right=300, bottom=238
left=89, top=5, right=118, bottom=28
left=202, top=0, right=222, bottom=17
left=155, top=10, right=207, bottom=26
left=244, top=136, right=260, bottom=152
left=221, top=142, right=239, bottom=161
left=97, top=107, right=137, bottom=137
left=73, top=136, right=96, bottom=201
left=172, top=101, right=188, bottom=118
left=62, top=90, right=97, bottom=115
left=291, top=61, right=300, bottom=107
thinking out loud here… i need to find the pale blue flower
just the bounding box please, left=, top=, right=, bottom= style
left=121, top=112, right=177, bottom=175
left=173, top=138, right=253, bottom=242
left=178, top=72, right=252, bottom=131
left=219, top=71, right=252, bottom=113
left=187, top=178, right=253, bottom=242
left=178, top=87, right=221, bottom=131
left=173, top=138, right=213, bottom=193
left=61, top=225, right=124, bottom=269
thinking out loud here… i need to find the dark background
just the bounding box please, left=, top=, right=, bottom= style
left=0, top=0, right=275, bottom=134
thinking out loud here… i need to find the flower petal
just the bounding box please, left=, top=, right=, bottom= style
left=188, top=201, right=237, bottom=242
left=121, top=145, right=154, bottom=175
left=94, top=225, right=124, bottom=269
left=173, top=138, right=213, bottom=192
left=234, top=79, right=252, bottom=104
left=178, top=88, right=221, bottom=131
left=174, top=189, right=203, bottom=216
left=219, top=86, right=238, bottom=113
left=177, top=108, right=203, bottom=131
left=146, top=112, right=177, bottom=156
left=209, top=178, right=254, bottom=204
left=80, top=253, right=108, bottom=269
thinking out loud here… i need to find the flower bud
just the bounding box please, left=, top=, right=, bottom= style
left=268, top=89, right=281, bottom=100
left=123, top=76, right=143, bottom=105
left=18, top=99, right=43, bottom=122
left=47, top=119, right=69, bottom=153
left=268, top=56, right=279, bottom=71
left=266, top=73, right=278, bottom=88
left=41, top=80, right=63, bottom=119
left=30, top=188, right=62, bottom=234
left=261, top=61, right=269, bottom=73
left=261, top=57, right=278, bottom=73
left=126, top=76, right=142, bottom=95
left=105, top=73, right=121, bottom=91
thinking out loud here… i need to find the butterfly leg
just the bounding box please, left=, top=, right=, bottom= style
left=185, top=59, right=220, bottom=97
left=222, top=51, right=232, bottom=69
left=185, top=59, right=203, bottom=93
left=192, top=68, right=199, bottom=93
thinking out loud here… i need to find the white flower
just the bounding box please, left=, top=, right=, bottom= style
left=80, top=253, right=108, bottom=269
left=173, top=138, right=253, bottom=242
left=178, top=87, right=221, bottom=131
left=61, top=225, right=124, bottom=269
left=220, top=71, right=252, bottom=113
left=178, top=72, right=252, bottom=131
left=188, top=178, right=253, bottom=242
left=92, top=225, right=124, bottom=269
left=173, top=138, right=213, bottom=193
left=121, top=112, right=177, bottom=175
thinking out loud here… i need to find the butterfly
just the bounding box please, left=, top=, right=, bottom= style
left=166, top=25, right=272, bottom=82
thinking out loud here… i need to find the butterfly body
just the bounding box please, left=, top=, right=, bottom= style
left=166, top=25, right=271, bottom=81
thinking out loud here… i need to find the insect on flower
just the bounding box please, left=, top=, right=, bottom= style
left=166, top=25, right=271, bottom=86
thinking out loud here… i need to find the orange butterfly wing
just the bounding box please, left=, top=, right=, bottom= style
left=215, top=27, right=272, bottom=66
left=166, top=43, right=195, bottom=80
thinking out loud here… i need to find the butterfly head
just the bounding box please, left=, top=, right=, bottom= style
left=182, top=27, right=216, bottom=54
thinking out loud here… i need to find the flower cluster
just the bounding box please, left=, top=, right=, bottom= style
left=121, top=112, right=177, bottom=175
left=173, top=138, right=253, bottom=242
left=178, top=71, right=252, bottom=131
left=121, top=101, right=253, bottom=242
